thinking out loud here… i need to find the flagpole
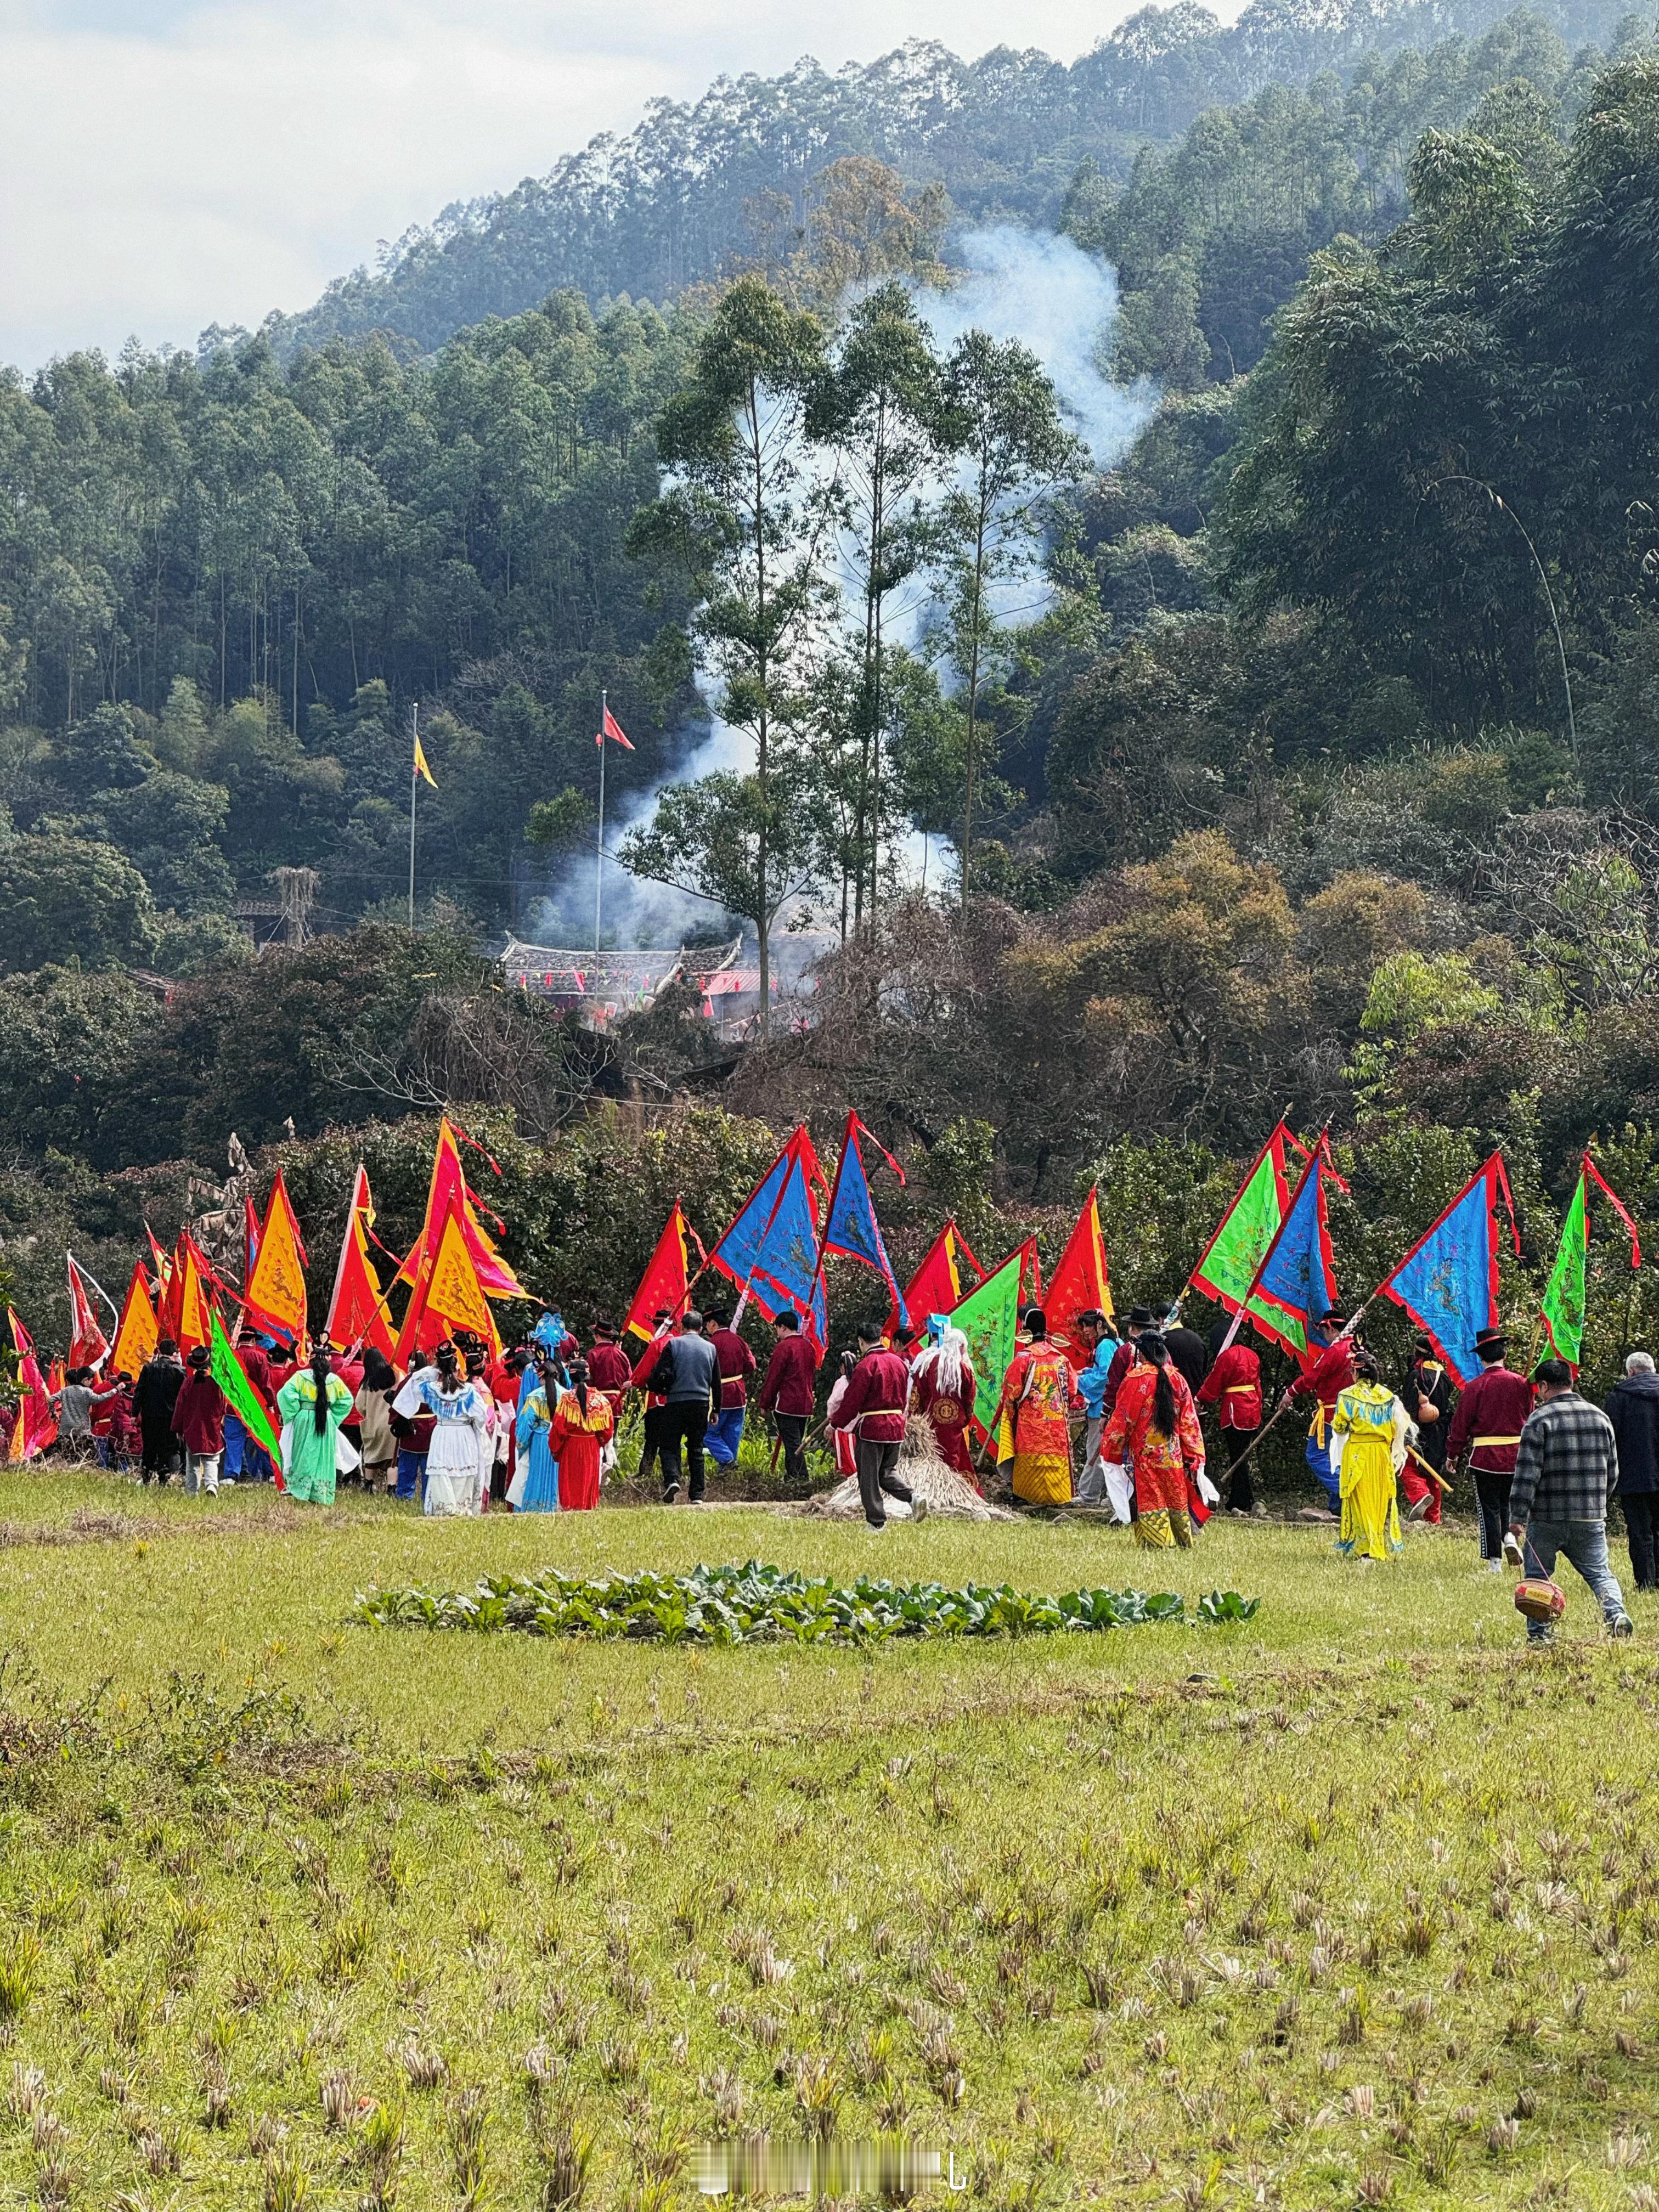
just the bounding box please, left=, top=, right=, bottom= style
left=595, top=689, right=607, bottom=953
left=408, top=701, right=419, bottom=932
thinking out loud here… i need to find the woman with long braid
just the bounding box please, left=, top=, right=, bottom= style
left=1101, top=1331, right=1208, bottom=1549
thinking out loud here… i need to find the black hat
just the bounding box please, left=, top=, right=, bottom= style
left=187, top=1344, right=210, bottom=1368
left=1474, top=1326, right=1508, bottom=1359
left=1126, top=1307, right=1154, bottom=1331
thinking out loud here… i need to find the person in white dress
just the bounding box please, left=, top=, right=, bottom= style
left=392, top=1342, right=493, bottom=1516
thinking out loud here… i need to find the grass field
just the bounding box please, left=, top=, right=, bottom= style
left=0, top=1469, right=1656, bottom=2211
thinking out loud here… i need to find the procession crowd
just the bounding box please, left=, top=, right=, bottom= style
left=24, top=1283, right=1659, bottom=1641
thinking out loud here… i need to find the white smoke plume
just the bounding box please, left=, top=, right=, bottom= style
left=524, top=224, right=1150, bottom=947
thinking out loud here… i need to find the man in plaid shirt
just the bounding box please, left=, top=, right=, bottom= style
left=1507, top=1359, right=1634, bottom=1642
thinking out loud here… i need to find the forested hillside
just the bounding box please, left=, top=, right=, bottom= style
left=2, top=4, right=1658, bottom=1360
left=260, top=0, right=1632, bottom=359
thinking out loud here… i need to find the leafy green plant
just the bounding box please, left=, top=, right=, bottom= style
left=354, top=1561, right=1259, bottom=1645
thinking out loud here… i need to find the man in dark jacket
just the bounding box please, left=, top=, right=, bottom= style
left=1157, top=1304, right=1210, bottom=1394
left=658, top=1310, right=719, bottom=1504
left=830, top=1320, right=918, bottom=1531
left=133, top=1339, right=184, bottom=1483
left=1605, top=1348, right=1659, bottom=1592
left=759, top=1310, right=819, bottom=1485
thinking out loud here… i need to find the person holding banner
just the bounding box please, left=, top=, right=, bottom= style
left=1445, top=1328, right=1532, bottom=1567
left=1197, top=1336, right=1263, bottom=1515
left=1289, top=1309, right=1358, bottom=1518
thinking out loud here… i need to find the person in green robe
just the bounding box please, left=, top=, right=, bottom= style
left=277, top=1346, right=354, bottom=1505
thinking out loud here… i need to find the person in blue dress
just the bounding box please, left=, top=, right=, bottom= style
left=513, top=1356, right=565, bottom=1511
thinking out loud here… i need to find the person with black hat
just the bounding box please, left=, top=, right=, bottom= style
left=1103, top=1308, right=1154, bottom=1418
left=171, top=1344, right=226, bottom=1496
left=1445, top=1326, right=1533, bottom=1567
left=1157, top=1304, right=1211, bottom=1395
left=133, top=1337, right=184, bottom=1484
left=759, top=1309, right=819, bottom=1486
left=1401, top=1333, right=1455, bottom=1523
left=830, top=1319, right=917, bottom=1530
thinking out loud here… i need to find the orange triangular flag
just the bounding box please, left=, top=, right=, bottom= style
left=110, top=1261, right=159, bottom=1379
left=244, top=1171, right=309, bottom=1346
left=397, top=1119, right=525, bottom=1300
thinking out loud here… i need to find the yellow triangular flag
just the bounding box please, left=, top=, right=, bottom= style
left=414, top=735, right=437, bottom=788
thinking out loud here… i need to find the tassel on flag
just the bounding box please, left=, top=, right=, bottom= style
left=596, top=705, right=634, bottom=751
left=1378, top=1153, right=1517, bottom=1383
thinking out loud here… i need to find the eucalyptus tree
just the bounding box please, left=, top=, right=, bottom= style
left=623, top=277, right=830, bottom=1029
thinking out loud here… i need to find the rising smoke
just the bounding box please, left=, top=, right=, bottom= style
left=520, top=224, right=1151, bottom=951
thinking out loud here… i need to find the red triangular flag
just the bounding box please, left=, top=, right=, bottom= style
left=1045, top=1188, right=1113, bottom=1369
left=596, top=705, right=634, bottom=751
left=622, top=1205, right=693, bottom=1344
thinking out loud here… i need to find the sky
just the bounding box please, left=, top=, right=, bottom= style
left=0, top=0, right=1164, bottom=371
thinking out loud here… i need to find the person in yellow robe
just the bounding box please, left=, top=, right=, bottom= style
left=995, top=1308, right=1082, bottom=1506
left=1332, top=1353, right=1410, bottom=1560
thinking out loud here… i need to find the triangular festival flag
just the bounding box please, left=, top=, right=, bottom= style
left=326, top=1165, right=397, bottom=1359
left=243, top=1170, right=310, bottom=1347
left=110, top=1261, right=158, bottom=1380
left=1251, top=1150, right=1340, bottom=1352
left=623, top=1205, right=693, bottom=1345
left=1378, top=1153, right=1517, bottom=1384
left=743, top=1155, right=828, bottom=1349
left=891, top=1218, right=985, bottom=1338
left=819, top=1113, right=909, bottom=1329
left=949, top=1244, right=1032, bottom=1439
left=6, top=1307, right=55, bottom=1459
left=1187, top=1121, right=1306, bottom=1356
left=596, top=704, right=635, bottom=751
left=160, top=1233, right=213, bottom=1356
left=66, top=1255, right=110, bottom=1370
left=1046, top=1186, right=1113, bottom=1368
left=397, top=1119, right=525, bottom=1301
left=1539, top=1154, right=1642, bottom=1365
left=209, top=1307, right=282, bottom=1464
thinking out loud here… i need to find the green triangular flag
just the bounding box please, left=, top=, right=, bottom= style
left=1190, top=1130, right=1308, bottom=1358
left=1539, top=1169, right=1588, bottom=1364
left=950, top=1246, right=1028, bottom=1437
left=209, top=1307, right=283, bottom=1462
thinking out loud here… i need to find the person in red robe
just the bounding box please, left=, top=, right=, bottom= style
left=907, top=1322, right=977, bottom=1483
left=547, top=1362, right=613, bottom=1510
left=1445, top=1327, right=1533, bottom=1565
left=1197, top=1337, right=1263, bottom=1514
left=704, top=1305, right=757, bottom=1468
left=586, top=1319, right=634, bottom=1476
left=1290, top=1310, right=1359, bottom=1517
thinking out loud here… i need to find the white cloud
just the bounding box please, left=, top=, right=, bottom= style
left=1, top=0, right=1169, bottom=369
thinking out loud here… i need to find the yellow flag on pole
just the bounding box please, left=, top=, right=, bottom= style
left=414, top=735, right=436, bottom=788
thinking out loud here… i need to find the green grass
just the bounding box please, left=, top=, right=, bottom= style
left=0, top=1465, right=1656, bottom=2210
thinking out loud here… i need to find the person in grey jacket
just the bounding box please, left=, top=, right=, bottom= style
left=1506, top=1359, right=1634, bottom=1641
left=658, top=1309, right=719, bottom=1505
left=1604, top=1349, right=1659, bottom=1592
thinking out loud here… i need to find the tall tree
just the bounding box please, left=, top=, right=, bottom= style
left=808, top=281, right=946, bottom=930
left=624, top=278, right=829, bottom=1029
left=932, top=333, right=1083, bottom=908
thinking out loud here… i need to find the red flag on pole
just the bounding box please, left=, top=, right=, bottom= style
left=66, top=1255, right=110, bottom=1369
left=326, top=1166, right=398, bottom=1360
left=1045, top=1187, right=1114, bottom=1369
left=622, top=1204, right=693, bottom=1345
left=596, top=706, right=635, bottom=751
